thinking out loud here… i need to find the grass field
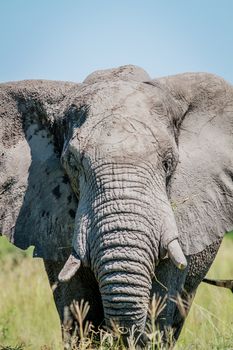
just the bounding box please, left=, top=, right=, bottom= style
left=0, top=235, right=233, bottom=350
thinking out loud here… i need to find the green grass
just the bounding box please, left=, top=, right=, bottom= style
left=0, top=235, right=233, bottom=349
left=0, top=238, right=62, bottom=350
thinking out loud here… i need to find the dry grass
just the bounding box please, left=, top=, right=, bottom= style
left=0, top=235, right=233, bottom=349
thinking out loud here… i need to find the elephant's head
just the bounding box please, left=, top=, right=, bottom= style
left=1, top=65, right=233, bottom=341
left=58, top=69, right=187, bottom=331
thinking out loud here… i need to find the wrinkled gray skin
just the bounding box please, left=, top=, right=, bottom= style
left=1, top=65, right=233, bottom=348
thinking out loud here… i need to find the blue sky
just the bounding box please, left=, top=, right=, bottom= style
left=1, top=0, right=233, bottom=83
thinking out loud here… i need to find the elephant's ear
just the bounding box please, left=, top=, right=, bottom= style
left=0, top=80, right=79, bottom=260
left=158, top=73, right=233, bottom=255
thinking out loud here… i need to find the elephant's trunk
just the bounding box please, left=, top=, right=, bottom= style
left=59, top=161, right=187, bottom=335
left=82, top=178, right=153, bottom=336
left=90, top=213, right=155, bottom=331
left=97, top=247, right=151, bottom=331
left=84, top=163, right=159, bottom=331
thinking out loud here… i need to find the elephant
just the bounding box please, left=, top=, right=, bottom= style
left=1, top=65, right=233, bottom=348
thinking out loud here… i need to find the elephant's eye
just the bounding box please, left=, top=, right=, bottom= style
left=162, top=158, right=173, bottom=176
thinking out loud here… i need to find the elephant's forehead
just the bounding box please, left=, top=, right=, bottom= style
left=76, top=80, right=153, bottom=114
left=67, top=80, right=170, bottom=158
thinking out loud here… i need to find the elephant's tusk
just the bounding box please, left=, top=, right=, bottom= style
left=58, top=251, right=81, bottom=282
left=167, top=239, right=187, bottom=270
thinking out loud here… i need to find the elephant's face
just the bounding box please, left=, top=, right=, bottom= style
left=60, top=79, right=186, bottom=330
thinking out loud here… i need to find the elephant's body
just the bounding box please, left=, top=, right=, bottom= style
left=1, top=65, right=233, bottom=348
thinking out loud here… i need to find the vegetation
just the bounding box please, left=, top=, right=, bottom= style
left=0, top=234, right=233, bottom=349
